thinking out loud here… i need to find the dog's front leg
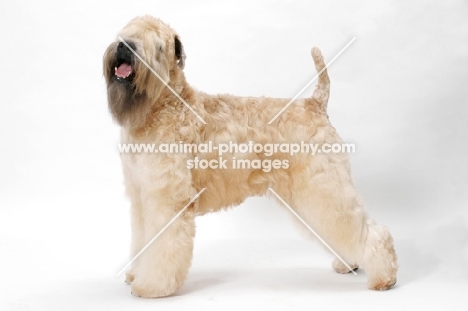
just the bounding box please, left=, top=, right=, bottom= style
left=125, top=189, right=144, bottom=284
left=128, top=155, right=197, bottom=298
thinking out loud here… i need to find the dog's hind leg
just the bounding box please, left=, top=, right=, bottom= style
left=274, top=153, right=397, bottom=290
left=332, top=258, right=359, bottom=274
left=360, top=219, right=398, bottom=290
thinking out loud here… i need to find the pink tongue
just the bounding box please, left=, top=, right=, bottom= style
left=115, top=63, right=133, bottom=77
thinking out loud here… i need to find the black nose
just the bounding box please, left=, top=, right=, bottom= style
left=116, top=41, right=136, bottom=63
left=118, top=41, right=136, bottom=52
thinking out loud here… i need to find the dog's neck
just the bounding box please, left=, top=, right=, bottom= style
left=127, top=69, right=200, bottom=137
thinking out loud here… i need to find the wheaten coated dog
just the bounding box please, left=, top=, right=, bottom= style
left=103, top=15, right=397, bottom=298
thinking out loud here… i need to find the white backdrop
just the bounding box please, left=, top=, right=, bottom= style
left=1, top=0, right=467, bottom=310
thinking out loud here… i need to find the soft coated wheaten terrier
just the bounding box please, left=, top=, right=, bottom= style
left=103, top=15, right=397, bottom=298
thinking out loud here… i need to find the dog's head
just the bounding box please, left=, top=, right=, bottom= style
left=103, top=16, right=186, bottom=127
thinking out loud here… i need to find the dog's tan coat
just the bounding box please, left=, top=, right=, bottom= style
left=104, top=15, right=397, bottom=298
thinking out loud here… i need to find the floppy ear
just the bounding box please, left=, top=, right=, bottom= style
left=174, top=35, right=186, bottom=69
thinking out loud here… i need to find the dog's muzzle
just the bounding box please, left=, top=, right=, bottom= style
left=114, top=41, right=136, bottom=81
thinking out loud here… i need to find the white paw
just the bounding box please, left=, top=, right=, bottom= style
left=332, top=258, right=359, bottom=274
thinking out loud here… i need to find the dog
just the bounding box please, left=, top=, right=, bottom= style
left=103, top=15, right=397, bottom=298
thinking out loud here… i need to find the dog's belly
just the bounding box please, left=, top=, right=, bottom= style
left=191, top=152, right=276, bottom=214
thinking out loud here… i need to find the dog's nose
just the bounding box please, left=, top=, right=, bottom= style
left=118, top=41, right=136, bottom=52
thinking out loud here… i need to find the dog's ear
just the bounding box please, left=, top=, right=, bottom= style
left=174, top=35, right=186, bottom=70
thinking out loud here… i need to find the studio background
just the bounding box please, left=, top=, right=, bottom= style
left=1, top=0, right=467, bottom=310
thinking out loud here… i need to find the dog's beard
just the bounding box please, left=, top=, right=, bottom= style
left=106, top=78, right=150, bottom=127
left=103, top=37, right=172, bottom=128
left=104, top=42, right=149, bottom=127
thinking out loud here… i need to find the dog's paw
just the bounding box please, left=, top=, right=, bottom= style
left=368, top=277, right=397, bottom=291
left=125, top=272, right=134, bottom=284
left=332, top=258, right=359, bottom=274
left=130, top=280, right=178, bottom=298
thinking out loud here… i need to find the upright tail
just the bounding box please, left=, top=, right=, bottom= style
left=311, top=47, right=330, bottom=113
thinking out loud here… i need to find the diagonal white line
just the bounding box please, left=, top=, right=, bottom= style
left=268, top=37, right=356, bottom=125
left=118, top=36, right=207, bottom=125
left=117, top=188, right=206, bottom=276
left=268, top=188, right=357, bottom=275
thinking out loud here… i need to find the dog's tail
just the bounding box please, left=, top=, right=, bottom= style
left=311, top=47, right=330, bottom=113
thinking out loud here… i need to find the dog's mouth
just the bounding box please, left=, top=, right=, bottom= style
left=112, top=41, right=137, bottom=83
left=115, top=62, right=134, bottom=81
